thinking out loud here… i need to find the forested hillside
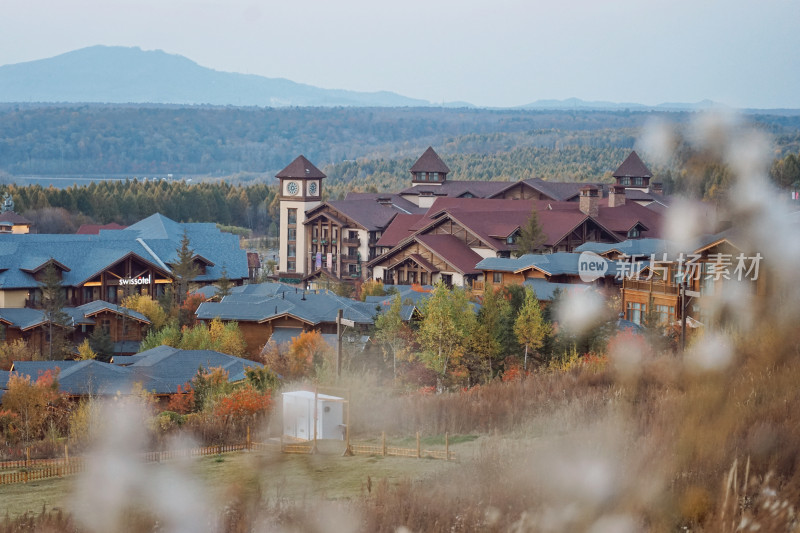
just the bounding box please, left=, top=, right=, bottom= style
left=1, top=105, right=799, bottom=233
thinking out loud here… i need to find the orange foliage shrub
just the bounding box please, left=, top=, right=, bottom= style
left=213, top=386, right=272, bottom=420
left=166, top=384, right=195, bottom=414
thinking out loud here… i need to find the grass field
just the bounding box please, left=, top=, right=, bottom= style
left=0, top=437, right=472, bottom=521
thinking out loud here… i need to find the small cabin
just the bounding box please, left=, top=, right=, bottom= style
left=282, top=390, right=345, bottom=441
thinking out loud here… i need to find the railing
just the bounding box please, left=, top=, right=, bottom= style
left=349, top=432, right=455, bottom=462
left=623, top=279, right=680, bottom=295
left=341, top=255, right=359, bottom=263
left=341, top=237, right=360, bottom=246
left=472, top=280, right=485, bottom=292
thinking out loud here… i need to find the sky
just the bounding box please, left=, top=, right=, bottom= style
left=2, top=0, right=799, bottom=109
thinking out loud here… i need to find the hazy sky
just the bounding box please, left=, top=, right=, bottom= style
left=2, top=0, right=798, bottom=108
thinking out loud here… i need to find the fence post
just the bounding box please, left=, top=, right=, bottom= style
left=416, top=432, right=421, bottom=458
left=65, top=444, right=69, bottom=465
left=382, top=431, right=387, bottom=457
left=26, top=447, right=30, bottom=467
left=247, top=426, right=251, bottom=451
left=445, top=432, right=449, bottom=461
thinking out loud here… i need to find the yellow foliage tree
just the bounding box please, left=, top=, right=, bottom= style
left=122, top=294, right=169, bottom=331
left=76, top=339, right=98, bottom=361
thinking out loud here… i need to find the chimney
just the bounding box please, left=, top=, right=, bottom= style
left=579, top=185, right=599, bottom=217
left=650, top=182, right=663, bottom=195
left=608, top=184, right=626, bottom=208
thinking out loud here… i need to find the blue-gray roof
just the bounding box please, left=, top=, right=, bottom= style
left=196, top=284, right=377, bottom=326
left=574, top=238, right=671, bottom=257
left=0, top=370, right=10, bottom=389
left=0, top=213, right=248, bottom=290
left=523, top=279, right=593, bottom=301
left=476, top=252, right=618, bottom=277
left=6, top=346, right=263, bottom=397
left=267, top=327, right=369, bottom=353
left=0, top=301, right=147, bottom=331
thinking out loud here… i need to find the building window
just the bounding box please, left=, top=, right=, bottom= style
left=633, top=177, right=644, bottom=186
left=287, top=245, right=296, bottom=258
left=101, top=319, right=111, bottom=333
left=620, top=177, right=630, bottom=186
left=654, top=304, right=672, bottom=325
left=287, top=261, right=296, bottom=272
left=493, top=272, right=502, bottom=284
left=627, top=302, right=645, bottom=324
left=288, top=228, right=296, bottom=241
left=627, top=226, right=640, bottom=238
left=287, top=208, right=297, bottom=225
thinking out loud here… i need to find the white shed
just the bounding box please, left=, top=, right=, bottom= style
left=282, top=390, right=345, bottom=441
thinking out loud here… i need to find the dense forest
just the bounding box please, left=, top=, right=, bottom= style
left=1, top=105, right=799, bottom=232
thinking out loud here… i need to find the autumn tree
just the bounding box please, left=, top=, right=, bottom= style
left=513, top=286, right=551, bottom=370
left=513, top=207, right=547, bottom=257
left=122, top=293, right=169, bottom=330
left=416, top=283, right=476, bottom=391
left=0, top=339, right=37, bottom=370
left=2, top=370, right=62, bottom=444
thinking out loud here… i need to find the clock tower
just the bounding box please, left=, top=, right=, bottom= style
left=276, top=155, right=326, bottom=278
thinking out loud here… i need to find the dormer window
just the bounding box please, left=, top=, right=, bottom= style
left=627, top=226, right=640, bottom=238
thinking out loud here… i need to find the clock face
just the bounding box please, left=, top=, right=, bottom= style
left=286, top=181, right=299, bottom=195
left=308, top=182, right=318, bottom=196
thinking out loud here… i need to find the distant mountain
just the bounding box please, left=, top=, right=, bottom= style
left=0, top=46, right=433, bottom=107
left=520, top=97, right=725, bottom=112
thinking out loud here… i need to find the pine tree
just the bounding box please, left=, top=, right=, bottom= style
left=172, top=230, right=199, bottom=307
left=88, top=326, right=115, bottom=363
left=513, top=207, right=547, bottom=257
left=39, top=261, right=72, bottom=360
left=216, top=266, right=233, bottom=300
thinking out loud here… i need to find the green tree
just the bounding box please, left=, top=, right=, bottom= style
left=513, top=286, right=551, bottom=370
left=374, top=294, right=411, bottom=380
left=468, top=287, right=512, bottom=382
left=172, top=230, right=200, bottom=308
left=88, top=325, right=115, bottom=363
left=513, top=207, right=547, bottom=257
left=216, top=266, right=234, bottom=300
left=416, top=283, right=476, bottom=391
left=39, top=261, right=72, bottom=360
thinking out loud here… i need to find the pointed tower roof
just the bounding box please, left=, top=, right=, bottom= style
left=276, top=155, right=326, bottom=179
left=410, top=147, right=450, bottom=174
left=613, top=151, right=652, bottom=179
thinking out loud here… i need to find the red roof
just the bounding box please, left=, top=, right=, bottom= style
left=415, top=234, right=483, bottom=275
left=409, top=147, right=450, bottom=174
left=0, top=211, right=32, bottom=225
left=613, top=151, right=652, bottom=178
left=375, top=214, right=426, bottom=247
left=276, top=155, right=326, bottom=179
left=76, top=222, right=127, bottom=234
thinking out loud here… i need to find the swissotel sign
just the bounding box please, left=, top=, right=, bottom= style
left=119, top=275, right=152, bottom=286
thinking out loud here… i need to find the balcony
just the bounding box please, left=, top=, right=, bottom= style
left=341, top=237, right=360, bottom=246
left=623, top=279, right=680, bottom=296
left=471, top=280, right=485, bottom=292
left=341, top=254, right=360, bottom=263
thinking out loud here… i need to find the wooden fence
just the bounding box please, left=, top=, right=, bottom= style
left=350, top=432, right=456, bottom=461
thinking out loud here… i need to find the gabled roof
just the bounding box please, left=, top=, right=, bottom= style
left=375, top=214, right=426, bottom=247
left=414, top=234, right=484, bottom=275
left=574, top=238, right=671, bottom=258
left=9, top=347, right=263, bottom=396
left=613, top=151, right=652, bottom=179
left=195, top=284, right=377, bottom=327
left=476, top=252, right=618, bottom=277
left=0, top=213, right=248, bottom=290
left=306, top=197, right=420, bottom=232
left=523, top=278, right=593, bottom=301
left=76, top=300, right=150, bottom=324
left=276, top=155, right=326, bottom=179
left=0, top=308, right=51, bottom=330
left=410, top=147, right=450, bottom=174
left=0, top=211, right=32, bottom=225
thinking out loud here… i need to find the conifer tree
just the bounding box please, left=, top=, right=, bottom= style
left=39, top=261, right=72, bottom=360
left=513, top=286, right=551, bottom=370
left=513, top=207, right=547, bottom=257
left=172, top=230, right=199, bottom=307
